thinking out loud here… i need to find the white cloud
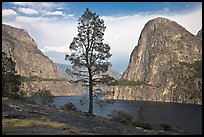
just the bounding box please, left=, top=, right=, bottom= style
left=11, top=2, right=51, bottom=8
left=15, top=16, right=52, bottom=23
left=46, top=11, right=64, bottom=16
left=41, top=45, right=69, bottom=53
left=9, top=2, right=72, bottom=18
left=10, top=2, right=66, bottom=11
left=10, top=2, right=34, bottom=6
left=18, top=7, right=39, bottom=15
left=2, top=9, right=17, bottom=16
left=64, top=14, right=74, bottom=17
left=170, top=8, right=202, bottom=35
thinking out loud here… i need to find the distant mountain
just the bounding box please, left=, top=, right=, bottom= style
left=56, top=63, right=122, bottom=80
left=106, top=67, right=122, bottom=80
left=55, top=63, right=73, bottom=80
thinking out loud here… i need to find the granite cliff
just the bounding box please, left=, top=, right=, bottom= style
left=196, top=28, right=202, bottom=40
left=2, top=24, right=83, bottom=96
left=108, top=17, right=202, bottom=104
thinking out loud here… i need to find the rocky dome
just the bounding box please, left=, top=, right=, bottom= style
left=110, top=17, right=202, bottom=104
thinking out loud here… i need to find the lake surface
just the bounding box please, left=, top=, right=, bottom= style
left=54, top=96, right=202, bottom=134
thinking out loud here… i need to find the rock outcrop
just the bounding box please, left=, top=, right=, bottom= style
left=2, top=24, right=83, bottom=96
left=108, top=17, right=202, bottom=104
left=196, top=28, right=202, bottom=40
left=2, top=24, right=62, bottom=79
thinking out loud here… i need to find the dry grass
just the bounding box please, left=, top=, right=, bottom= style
left=2, top=118, right=94, bottom=135
left=2, top=118, right=68, bottom=129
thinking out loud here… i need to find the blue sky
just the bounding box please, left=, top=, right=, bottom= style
left=68, top=2, right=200, bottom=15
left=2, top=2, right=201, bottom=17
left=2, top=2, right=202, bottom=73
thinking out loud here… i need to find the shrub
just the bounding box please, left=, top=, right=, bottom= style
left=160, top=123, right=173, bottom=131
left=60, top=102, right=77, bottom=111
left=179, top=60, right=202, bottom=78
left=30, top=89, right=54, bottom=105
left=138, top=122, right=153, bottom=130
left=138, top=107, right=145, bottom=123
left=108, top=110, right=134, bottom=124
left=116, top=79, right=147, bottom=86
left=108, top=110, right=154, bottom=130
left=113, top=107, right=146, bottom=127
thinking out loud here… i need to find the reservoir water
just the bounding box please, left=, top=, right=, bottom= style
left=54, top=96, right=202, bottom=134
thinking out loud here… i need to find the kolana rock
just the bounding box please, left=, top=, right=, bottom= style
left=108, top=17, right=202, bottom=104
left=2, top=24, right=83, bottom=96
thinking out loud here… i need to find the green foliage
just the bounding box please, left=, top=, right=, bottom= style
left=79, top=95, right=115, bottom=112
left=94, top=98, right=115, bottom=111
left=108, top=110, right=154, bottom=130
left=60, top=102, right=77, bottom=111
left=166, top=60, right=202, bottom=103
left=108, top=110, right=134, bottom=124
left=2, top=52, right=21, bottom=98
left=66, top=8, right=112, bottom=76
left=30, top=89, right=54, bottom=105
left=20, top=76, right=67, bottom=82
left=179, top=60, right=202, bottom=78
left=160, top=123, right=174, bottom=131
left=65, top=8, right=113, bottom=115
left=191, top=60, right=202, bottom=78
left=116, top=79, right=147, bottom=86
left=132, top=120, right=154, bottom=130
left=99, top=74, right=117, bottom=86
left=79, top=96, right=88, bottom=106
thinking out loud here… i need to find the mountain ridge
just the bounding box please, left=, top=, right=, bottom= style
left=56, top=63, right=122, bottom=81
left=2, top=24, right=83, bottom=96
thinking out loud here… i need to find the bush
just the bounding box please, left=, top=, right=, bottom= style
left=179, top=60, right=202, bottom=78
left=116, top=79, right=147, bottom=86
left=60, top=102, right=77, bottom=111
left=30, top=89, right=54, bottom=105
left=160, top=123, right=173, bottom=131
left=138, top=122, right=153, bottom=130
left=108, top=110, right=154, bottom=130
left=20, top=75, right=67, bottom=82
left=138, top=107, right=145, bottom=123
left=108, top=110, right=134, bottom=124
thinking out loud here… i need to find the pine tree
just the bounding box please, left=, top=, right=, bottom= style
left=66, top=8, right=115, bottom=115
left=2, top=52, right=21, bottom=97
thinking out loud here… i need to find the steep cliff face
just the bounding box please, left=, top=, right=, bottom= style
left=2, top=24, right=83, bottom=96
left=109, top=17, right=202, bottom=104
left=2, top=24, right=62, bottom=79
left=196, top=28, right=202, bottom=40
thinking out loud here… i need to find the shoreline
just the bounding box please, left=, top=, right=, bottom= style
left=2, top=97, right=189, bottom=135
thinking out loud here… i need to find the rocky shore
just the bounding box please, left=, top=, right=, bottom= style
left=2, top=98, right=186, bottom=135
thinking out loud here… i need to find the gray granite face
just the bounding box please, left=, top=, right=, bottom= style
left=2, top=24, right=63, bottom=79
left=109, top=17, right=202, bottom=104
left=2, top=24, right=83, bottom=96
left=196, top=28, right=202, bottom=40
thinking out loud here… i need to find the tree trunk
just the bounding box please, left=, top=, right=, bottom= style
left=88, top=68, right=94, bottom=115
